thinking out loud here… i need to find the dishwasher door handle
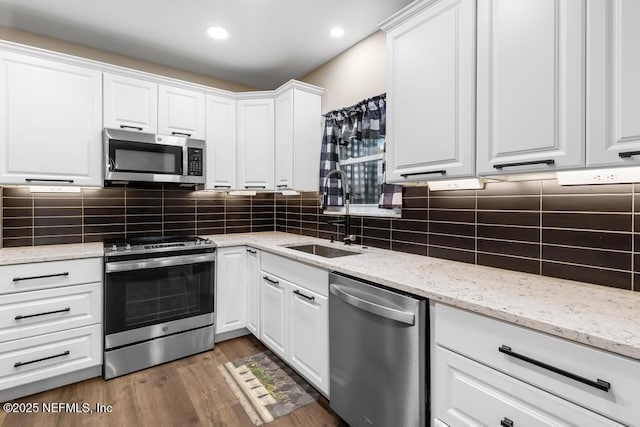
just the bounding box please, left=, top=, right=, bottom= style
left=330, top=284, right=415, bottom=325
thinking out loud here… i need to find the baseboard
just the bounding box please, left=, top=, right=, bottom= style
left=215, top=328, right=250, bottom=343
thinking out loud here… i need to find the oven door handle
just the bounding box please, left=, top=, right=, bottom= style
left=105, top=253, right=215, bottom=273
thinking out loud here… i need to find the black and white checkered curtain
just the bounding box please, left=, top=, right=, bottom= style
left=319, top=94, right=386, bottom=208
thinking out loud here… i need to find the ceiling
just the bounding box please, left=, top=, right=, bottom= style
left=0, top=0, right=413, bottom=89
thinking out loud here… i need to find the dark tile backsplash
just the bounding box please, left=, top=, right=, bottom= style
left=3, top=179, right=639, bottom=292
left=2, top=186, right=274, bottom=247
left=275, top=180, right=640, bottom=292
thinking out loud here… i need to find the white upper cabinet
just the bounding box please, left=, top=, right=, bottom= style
left=0, top=51, right=102, bottom=186
left=206, top=94, right=237, bottom=190
left=103, top=73, right=158, bottom=133
left=587, top=0, right=640, bottom=167
left=476, top=0, right=586, bottom=175
left=275, top=84, right=322, bottom=191
left=237, top=98, right=275, bottom=190
left=382, top=0, right=476, bottom=182
left=158, top=84, right=206, bottom=139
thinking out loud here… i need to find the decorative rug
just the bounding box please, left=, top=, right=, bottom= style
left=218, top=350, right=320, bottom=426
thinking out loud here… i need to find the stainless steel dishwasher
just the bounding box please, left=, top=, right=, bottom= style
left=329, top=272, right=427, bottom=427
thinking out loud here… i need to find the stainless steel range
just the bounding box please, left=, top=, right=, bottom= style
left=103, top=236, right=215, bottom=379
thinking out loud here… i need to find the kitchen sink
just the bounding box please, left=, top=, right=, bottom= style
left=285, top=244, right=361, bottom=258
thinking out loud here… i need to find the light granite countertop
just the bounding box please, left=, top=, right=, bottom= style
left=1, top=232, right=638, bottom=362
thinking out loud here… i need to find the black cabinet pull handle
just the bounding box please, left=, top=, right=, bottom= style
left=618, top=150, right=640, bottom=159
left=15, top=307, right=71, bottom=320
left=247, top=249, right=257, bottom=254
left=500, top=417, right=514, bottom=427
left=119, top=125, right=143, bottom=131
left=171, top=131, right=192, bottom=137
left=13, top=272, right=69, bottom=282
left=400, top=170, right=446, bottom=178
left=245, top=185, right=267, bottom=189
left=25, top=179, right=74, bottom=183
left=214, top=184, right=232, bottom=189
left=293, top=289, right=315, bottom=301
left=263, top=276, right=279, bottom=286
left=499, top=345, right=611, bottom=392
left=493, top=159, right=555, bottom=170
left=14, top=350, right=70, bottom=368
left=276, top=184, right=288, bottom=188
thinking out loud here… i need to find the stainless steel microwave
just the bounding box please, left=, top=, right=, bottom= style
left=104, top=128, right=205, bottom=185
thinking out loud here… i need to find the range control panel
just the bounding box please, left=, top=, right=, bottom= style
left=187, top=147, right=203, bottom=176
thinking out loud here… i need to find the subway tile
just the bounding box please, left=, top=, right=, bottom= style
left=401, top=208, right=427, bottom=220
left=227, top=219, right=251, bottom=228
left=480, top=181, right=540, bottom=196
left=477, top=196, right=540, bottom=211
left=3, top=217, right=33, bottom=228
left=542, top=194, right=631, bottom=213
left=226, top=226, right=251, bottom=234
left=362, top=236, right=391, bottom=250
left=33, top=207, right=82, bottom=217
left=127, top=206, right=162, bottom=216
left=198, top=227, right=225, bottom=236
left=543, top=229, right=631, bottom=251
left=127, top=223, right=162, bottom=233
left=428, top=246, right=475, bottom=264
left=477, top=253, right=540, bottom=275
left=34, top=216, right=82, bottom=227
left=393, top=219, right=427, bottom=233
left=542, top=245, right=631, bottom=271
left=84, top=215, right=125, bottom=225
left=3, top=207, right=33, bottom=218
left=429, top=188, right=477, bottom=197
left=361, top=226, right=391, bottom=240
left=477, top=239, right=539, bottom=258
left=542, top=262, right=631, bottom=290
left=477, top=224, right=539, bottom=242
left=429, top=197, right=475, bottom=210
left=362, top=218, right=391, bottom=229
left=33, top=197, right=82, bottom=208
left=429, top=222, right=475, bottom=237
left=84, top=224, right=126, bottom=235
left=403, top=187, right=428, bottom=198
left=163, top=205, right=196, bottom=215
left=429, top=209, right=475, bottom=223
left=392, top=230, right=427, bottom=245
left=543, top=212, right=631, bottom=232
left=300, top=228, right=318, bottom=238
left=84, top=233, right=125, bottom=243
left=2, top=238, right=33, bottom=248
left=253, top=224, right=275, bottom=233
left=226, top=213, right=250, bottom=221
left=2, top=228, right=33, bottom=238
left=34, top=235, right=82, bottom=246
left=2, top=197, right=32, bottom=208
left=402, top=197, right=428, bottom=209
left=2, top=187, right=31, bottom=197
left=84, top=206, right=125, bottom=216
left=197, top=206, right=224, bottom=215
left=127, top=215, right=162, bottom=224
left=477, top=211, right=539, bottom=227
left=391, top=241, right=427, bottom=256
left=430, top=234, right=475, bottom=251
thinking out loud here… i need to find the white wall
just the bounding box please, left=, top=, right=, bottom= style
left=299, top=31, right=386, bottom=114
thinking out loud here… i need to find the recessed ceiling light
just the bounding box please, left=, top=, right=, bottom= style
left=207, top=26, right=229, bottom=40
left=330, top=27, right=344, bottom=37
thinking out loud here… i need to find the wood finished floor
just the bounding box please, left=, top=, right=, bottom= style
left=0, top=335, right=344, bottom=427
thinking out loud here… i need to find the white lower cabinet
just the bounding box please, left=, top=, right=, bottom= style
left=433, top=303, right=639, bottom=426
left=216, top=247, right=248, bottom=335
left=245, top=248, right=261, bottom=337
left=0, top=258, right=103, bottom=401
left=260, top=252, right=329, bottom=395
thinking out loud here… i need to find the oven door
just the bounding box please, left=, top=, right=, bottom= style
left=104, top=249, right=215, bottom=349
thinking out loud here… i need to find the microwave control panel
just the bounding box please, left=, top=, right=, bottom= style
left=187, top=148, right=203, bottom=176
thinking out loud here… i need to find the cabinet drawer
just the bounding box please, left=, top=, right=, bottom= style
left=0, top=324, right=102, bottom=392
left=0, top=258, right=102, bottom=295
left=0, top=283, right=101, bottom=343
left=261, top=252, right=327, bottom=296
left=434, top=346, right=623, bottom=426
left=435, top=303, right=640, bottom=426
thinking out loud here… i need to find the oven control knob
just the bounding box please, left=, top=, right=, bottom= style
left=204, top=238, right=211, bottom=244
left=195, top=239, right=201, bottom=245
left=111, top=244, right=118, bottom=252
left=125, top=243, right=131, bottom=251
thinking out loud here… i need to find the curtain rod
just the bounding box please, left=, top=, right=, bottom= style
left=323, top=93, right=386, bottom=117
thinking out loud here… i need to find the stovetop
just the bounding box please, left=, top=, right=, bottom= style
left=104, top=235, right=214, bottom=255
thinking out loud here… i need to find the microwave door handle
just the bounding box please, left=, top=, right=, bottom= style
left=105, top=253, right=216, bottom=273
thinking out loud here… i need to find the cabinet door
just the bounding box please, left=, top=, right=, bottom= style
left=288, top=283, right=328, bottom=395
left=206, top=94, right=237, bottom=190
left=275, top=90, right=294, bottom=189
left=385, top=0, right=476, bottom=182
left=215, top=247, right=247, bottom=335
left=237, top=98, right=275, bottom=190
left=158, top=84, right=205, bottom=139
left=259, top=272, right=286, bottom=358
left=587, top=0, right=640, bottom=166
left=103, top=73, right=158, bottom=133
left=433, top=346, right=623, bottom=427
left=245, top=248, right=261, bottom=337
left=0, top=52, right=102, bottom=186
left=477, top=0, right=585, bottom=175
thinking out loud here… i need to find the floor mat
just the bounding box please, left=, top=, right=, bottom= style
left=218, top=350, right=320, bottom=426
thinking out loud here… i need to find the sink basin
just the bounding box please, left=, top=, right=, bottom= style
left=285, top=244, right=361, bottom=258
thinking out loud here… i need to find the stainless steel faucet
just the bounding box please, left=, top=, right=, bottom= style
left=322, top=169, right=356, bottom=245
